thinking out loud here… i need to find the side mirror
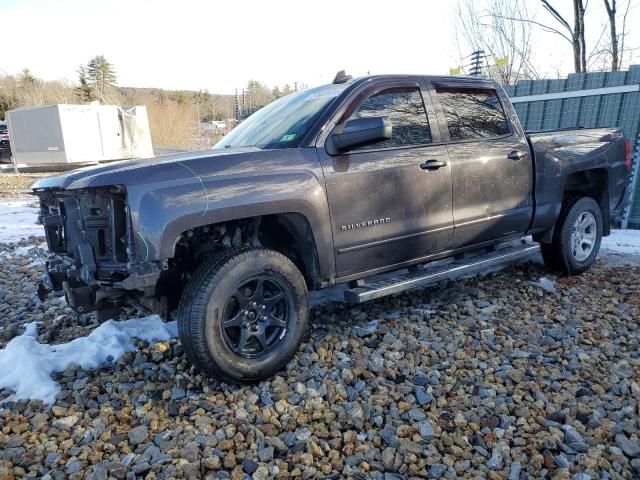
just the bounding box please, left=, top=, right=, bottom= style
left=326, top=116, right=392, bottom=155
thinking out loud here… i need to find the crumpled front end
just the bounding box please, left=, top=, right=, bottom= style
left=34, top=186, right=163, bottom=316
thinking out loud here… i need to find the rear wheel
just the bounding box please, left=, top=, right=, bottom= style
left=541, top=196, right=603, bottom=275
left=177, top=248, right=308, bottom=382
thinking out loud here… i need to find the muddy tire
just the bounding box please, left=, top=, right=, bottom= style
left=541, top=196, right=603, bottom=275
left=177, top=248, right=308, bottom=383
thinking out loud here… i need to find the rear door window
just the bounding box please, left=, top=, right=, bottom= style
left=435, top=86, right=510, bottom=141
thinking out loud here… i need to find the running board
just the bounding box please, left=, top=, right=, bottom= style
left=344, top=241, right=540, bottom=303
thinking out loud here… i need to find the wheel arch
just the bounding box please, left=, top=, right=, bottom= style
left=534, top=167, right=610, bottom=244
left=257, top=213, right=322, bottom=290
left=170, top=212, right=323, bottom=290
left=563, top=168, right=610, bottom=236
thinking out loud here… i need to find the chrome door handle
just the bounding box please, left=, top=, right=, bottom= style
left=420, top=159, right=447, bottom=170
left=507, top=150, right=528, bottom=160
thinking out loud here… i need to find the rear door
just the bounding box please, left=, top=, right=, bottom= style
left=316, top=78, right=453, bottom=279
left=431, top=81, right=533, bottom=248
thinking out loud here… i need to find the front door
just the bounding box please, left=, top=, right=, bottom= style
left=432, top=82, right=533, bottom=248
left=317, top=80, right=454, bottom=279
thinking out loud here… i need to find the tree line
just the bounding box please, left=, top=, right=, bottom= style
left=0, top=55, right=298, bottom=148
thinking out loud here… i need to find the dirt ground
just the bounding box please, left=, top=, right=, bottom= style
left=0, top=173, right=46, bottom=198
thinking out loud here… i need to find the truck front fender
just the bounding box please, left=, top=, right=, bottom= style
left=128, top=170, right=336, bottom=281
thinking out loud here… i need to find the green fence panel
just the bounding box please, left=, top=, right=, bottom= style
left=506, top=65, right=640, bottom=226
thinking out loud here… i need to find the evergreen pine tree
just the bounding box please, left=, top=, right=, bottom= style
left=86, top=55, right=117, bottom=101
left=76, top=65, right=94, bottom=102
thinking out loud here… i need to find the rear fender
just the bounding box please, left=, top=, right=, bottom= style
left=528, top=129, right=624, bottom=236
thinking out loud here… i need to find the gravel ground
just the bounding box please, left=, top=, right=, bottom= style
left=1, top=182, right=640, bottom=479
left=0, top=173, right=44, bottom=198
left=1, top=238, right=639, bottom=479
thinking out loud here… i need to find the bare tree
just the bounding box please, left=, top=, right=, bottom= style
left=147, top=100, right=198, bottom=148
left=16, top=69, right=46, bottom=106
left=490, top=0, right=588, bottom=73
left=602, top=0, right=632, bottom=71
left=1, top=71, right=82, bottom=116
left=245, top=80, right=275, bottom=109
left=540, top=0, right=587, bottom=72
left=455, top=0, right=539, bottom=85
left=604, top=0, right=619, bottom=70
left=48, top=80, right=77, bottom=104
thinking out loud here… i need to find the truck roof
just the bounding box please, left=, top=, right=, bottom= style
left=336, top=73, right=499, bottom=88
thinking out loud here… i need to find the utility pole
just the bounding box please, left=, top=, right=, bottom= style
left=468, top=50, right=486, bottom=77
left=234, top=89, right=239, bottom=122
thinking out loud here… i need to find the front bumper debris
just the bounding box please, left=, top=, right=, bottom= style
left=39, top=251, right=162, bottom=314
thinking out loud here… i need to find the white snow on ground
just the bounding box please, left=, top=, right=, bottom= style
left=0, top=316, right=177, bottom=405
left=0, top=198, right=42, bottom=243
left=531, top=277, right=557, bottom=293
left=601, top=229, right=640, bottom=255
left=0, top=245, right=34, bottom=258
left=599, top=229, right=640, bottom=267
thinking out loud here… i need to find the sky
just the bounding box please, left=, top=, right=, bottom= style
left=1, top=0, right=638, bottom=94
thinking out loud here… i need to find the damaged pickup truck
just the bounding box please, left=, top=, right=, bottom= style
left=32, top=72, right=631, bottom=382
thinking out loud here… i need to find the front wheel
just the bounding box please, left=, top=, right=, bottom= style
left=177, top=248, right=309, bottom=382
left=541, top=196, right=603, bottom=275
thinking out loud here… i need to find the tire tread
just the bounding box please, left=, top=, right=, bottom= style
left=177, top=247, right=307, bottom=383
left=177, top=247, right=252, bottom=370
left=541, top=195, right=601, bottom=275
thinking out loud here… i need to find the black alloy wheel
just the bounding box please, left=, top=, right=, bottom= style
left=221, top=276, right=292, bottom=358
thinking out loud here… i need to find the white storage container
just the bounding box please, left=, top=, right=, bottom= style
left=6, top=104, right=154, bottom=166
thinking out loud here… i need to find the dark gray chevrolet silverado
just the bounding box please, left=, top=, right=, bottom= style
left=32, top=73, right=631, bottom=382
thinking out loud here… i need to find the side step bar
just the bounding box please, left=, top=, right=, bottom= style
left=344, top=241, right=540, bottom=303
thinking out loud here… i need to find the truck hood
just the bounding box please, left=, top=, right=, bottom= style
left=31, top=147, right=262, bottom=190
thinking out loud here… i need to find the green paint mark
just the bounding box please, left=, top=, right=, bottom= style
left=177, top=161, right=210, bottom=215
left=137, top=231, right=150, bottom=262
left=280, top=133, right=297, bottom=142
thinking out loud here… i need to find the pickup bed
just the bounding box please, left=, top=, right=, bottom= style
left=32, top=73, right=631, bottom=381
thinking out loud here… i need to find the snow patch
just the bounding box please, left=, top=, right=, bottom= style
left=0, top=199, right=42, bottom=244
left=531, top=277, right=556, bottom=293
left=601, top=229, right=640, bottom=255
left=0, top=316, right=177, bottom=405
left=598, top=229, right=640, bottom=267
left=0, top=245, right=35, bottom=258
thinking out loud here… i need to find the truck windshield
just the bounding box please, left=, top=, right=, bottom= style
left=215, top=83, right=347, bottom=150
